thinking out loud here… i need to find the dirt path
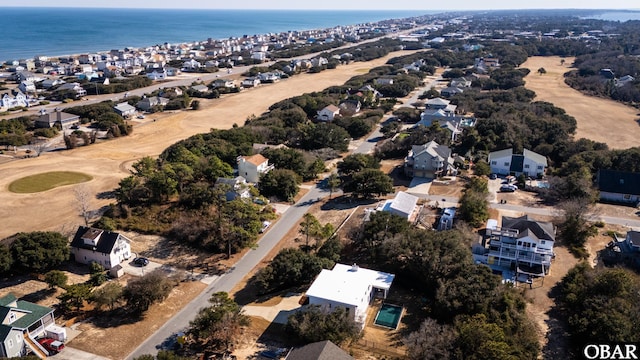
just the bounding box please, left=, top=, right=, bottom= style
left=0, top=51, right=419, bottom=240
left=521, top=56, right=640, bottom=149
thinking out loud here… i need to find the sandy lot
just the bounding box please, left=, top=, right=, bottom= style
left=0, top=50, right=419, bottom=240
left=521, top=56, right=639, bottom=149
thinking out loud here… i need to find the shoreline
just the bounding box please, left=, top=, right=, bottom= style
left=0, top=9, right=435, bottom=63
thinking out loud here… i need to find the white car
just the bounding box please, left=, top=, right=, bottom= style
left=260, top=221, right=271, bottom=233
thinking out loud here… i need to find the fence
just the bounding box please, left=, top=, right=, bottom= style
left=351, top=339, right=407, bottom=358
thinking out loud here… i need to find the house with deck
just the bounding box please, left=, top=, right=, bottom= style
left=473, top=215, right=555, bottom=276
left=305, top=263, right=395, bottom=329
left=70, top=226, right=132, bottom=269
left=0, top=294, right=66, bottom=358
left=488, top=148, right=547, bottom=178
left=404, top=140, right=453, bottom=178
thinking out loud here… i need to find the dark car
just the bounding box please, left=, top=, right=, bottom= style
left=133, top=257, right=149, bottom=266
left=489, top=173, right=497, bottom=180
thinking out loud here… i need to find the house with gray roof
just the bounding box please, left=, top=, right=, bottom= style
left=597, top=169, right=640, bottom=205
left=376, top=191, right=421, bottom=222
left=624, top=231, right=640, bottom=253
left=136, top=96, right=169, bottom=112
left=70, top=226, right=132, bottom=269
left=0, top=294, right=65, bottom=358
left=404, top=140, right=453, bottom=178
left=113, top=102, right=136, bottom=117
left=475, top=215, right=556, bottom=276
left=285, top=340, right=353, bottom=360
left=488, top=148, right=547, bottom=178
left=35, top=109, right=80, bottom=129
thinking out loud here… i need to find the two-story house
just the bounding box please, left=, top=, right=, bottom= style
left=488, top=148, right=547, bottom=178
left=476, top=215, right=555, bottom=275
left=404, top=140, right=453, bottom=178
left=0, top=294, right=66, bottom=358
left=237, top=154, right=274, bottom=183
left=316, top=105, right=340, bottom=122
left=70, top=226, right=132, bottom=269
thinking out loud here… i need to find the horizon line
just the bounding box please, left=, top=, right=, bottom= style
left=1, top=6, right=640, bottom=11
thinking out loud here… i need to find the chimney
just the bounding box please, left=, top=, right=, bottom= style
left=351, top=263, right=358, bottom=272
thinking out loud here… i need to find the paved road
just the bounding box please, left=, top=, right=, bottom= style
left=126, top=186, right=327, bottom=359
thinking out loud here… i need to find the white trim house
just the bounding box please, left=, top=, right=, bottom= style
left=70, top=226, right=132, bottom=269
left=488, top=148, right=547, bottom=178
left=305, top=263, right=395, bottom=328
left=237, top=154, right=274, bottom=183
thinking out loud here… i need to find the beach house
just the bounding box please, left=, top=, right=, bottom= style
left=404, top=140, right=453, bottom=178
left=70, top=226, right=132, bottom=269
left=0, top=294, right=66, bottom=358
left=237, top=154, right=274, bottom=183
left=488, top=148, right=547, bottom=178
left=305, top=263, right=395, bottom=328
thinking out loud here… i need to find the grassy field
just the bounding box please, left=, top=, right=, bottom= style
left=8, top=171, right=92, bottom=193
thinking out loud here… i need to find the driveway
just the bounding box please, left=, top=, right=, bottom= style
left=407, top=177, right=432, bottom=196
left=242, top=293, right=304, bottom=324
left=54, top=346, right=111, bottom=360
left=120, top=257, right=166, bottom=277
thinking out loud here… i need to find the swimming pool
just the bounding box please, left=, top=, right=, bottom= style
left=374, top=303, right=403, bottom=329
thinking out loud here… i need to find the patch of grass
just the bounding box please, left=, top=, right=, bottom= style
left=8, top=171, right=92, bottom=193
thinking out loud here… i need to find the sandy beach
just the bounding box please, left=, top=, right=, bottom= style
left=0, top=50, right=418, bottom=239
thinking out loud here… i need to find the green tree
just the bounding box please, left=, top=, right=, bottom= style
left=44, top=270, right=68, bottom=289
left=254, top=248, right=333, bottom=294
left=455, top=314, right=514, bottom=360
left=458, top=178, right=489, bottom=228
left=124, top=270, right=176, bottom=314
left=344, top=169, right=393, bottom=198
left=337, top=153, right=380, bottom=177
left=92, top=282, right=124, bottom=311
left=189, top=292, right=250, bottom=351
left=473, top=160, right=491, bottom=176
left=0, top=244, right=13, bottom=274
left=258, top=169, right=300, bottom=202
left=286, top=305, right=362, bottom=345
left=326, top=173, right=341, bottom=199
left=58, top=283, right=92, bottom=312
left=558, top=199, right=598, bottom=258
left=11, top=231, right=69, bottom=273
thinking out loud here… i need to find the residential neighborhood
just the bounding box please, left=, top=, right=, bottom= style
left=1, top=8, right=640, bottom=360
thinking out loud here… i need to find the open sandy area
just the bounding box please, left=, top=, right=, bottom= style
left=0, top=50, right=419, bottom=240
left=521, top=56, right=639, bottom=149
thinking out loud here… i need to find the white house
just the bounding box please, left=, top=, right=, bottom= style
left=475, top=215, right=555, bottom=276
left=237, top=154, right=274, bottom=183
left=488, top=148, right=547, bottom=178
left=376, top=191, right=421, bottom=222
left=316, top=104, right=340, bottom=122
left=305, top=263, right=395, bottom=328
left=70, top=226, right=132, bottom=269
left=113, top=102, right=136, bottom=117
left=0, top=92, right=29, bottom=110
left=146, top=69, right=167, bottom=80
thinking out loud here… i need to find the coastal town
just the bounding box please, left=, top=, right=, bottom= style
left=1, top=8, right=640, bottom=360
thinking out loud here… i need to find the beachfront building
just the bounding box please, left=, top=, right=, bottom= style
left=305, top=263, right=395, bottom=329
left=488, top=148, right=547, bottom=178
left=237, top=154, right=274, bottom=183
left=474, top=215, right=555, bottom=276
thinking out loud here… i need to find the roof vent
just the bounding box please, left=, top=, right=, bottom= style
left=351, top=263, right=359, bottom=272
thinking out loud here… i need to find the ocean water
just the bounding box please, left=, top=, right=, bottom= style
left=0, top=7, right=432, bottom=62
left=583, top=11, right=640, bottom=22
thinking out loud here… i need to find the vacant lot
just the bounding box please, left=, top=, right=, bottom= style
left=522, top=56, right=639, bottom=149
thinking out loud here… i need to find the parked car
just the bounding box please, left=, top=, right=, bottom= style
left=500, top=184, right=517, bottom=192
left=38, top=338, right=65, bottom=354
left=489, top=173, right=497, bottom=180
left=133, top=257, right=149, bottom=266
left=260, top=221, right=271, bottom=233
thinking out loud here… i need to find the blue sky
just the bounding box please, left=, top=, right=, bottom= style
left=5, top=0, right=639, bottom=10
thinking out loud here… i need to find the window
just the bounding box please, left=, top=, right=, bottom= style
left=9, top=312, right=16, bottom=323
left=491, top=161, right=497, bottom=165
left=524, top=164, right=530, bottom=169
left=504, top=162, right=509, bottom=166
left=537, top=165, right=543, bottom=170
left=8, top=339, right=13, bottom=348
left=541, top=240, right=546, bottom=245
